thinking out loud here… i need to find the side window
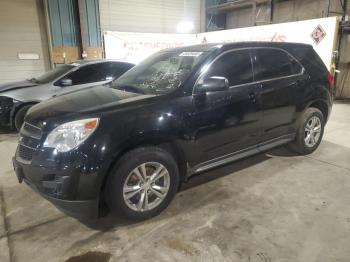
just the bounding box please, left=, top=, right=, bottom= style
left=65, top=63, right=112, bottom=85
left=110, top=63, right=134, bottom=79
left=253, top=49, right=302, bottom=81
left=205, top=50, right=253, bottom=86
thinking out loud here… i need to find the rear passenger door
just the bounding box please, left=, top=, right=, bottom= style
left=252, top=48, right=307, bottom=142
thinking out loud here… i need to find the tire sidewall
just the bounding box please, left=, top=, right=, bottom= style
left=106, top=147, right=179, bottom=220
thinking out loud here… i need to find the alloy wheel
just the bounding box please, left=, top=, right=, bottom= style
left=304, top=115, right=322, bottom=147
left=123, top=162, right=170, bottom=212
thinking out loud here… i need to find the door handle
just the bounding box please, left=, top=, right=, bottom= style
left=248, top=92, right=256, bottom=102
left=295, top=79, right=304, bottom=87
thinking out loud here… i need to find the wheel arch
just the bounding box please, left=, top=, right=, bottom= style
left=307, top=99, right=329, bottom=122
left=10, top=102, right=38, bottom=128
left=99, top=134, right=188, bottom=197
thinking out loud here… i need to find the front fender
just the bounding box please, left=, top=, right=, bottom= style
left=9, top=101, right=38, bottom=128
left=0, top=83, right=52, bottom=103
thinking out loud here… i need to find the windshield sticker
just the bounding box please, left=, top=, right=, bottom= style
left=179, top=52, right=203, bottom=57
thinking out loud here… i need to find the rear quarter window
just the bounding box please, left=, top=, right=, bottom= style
left=253, top=49, right=303, bottom=81
left=289, top=47, right=328, bottom=79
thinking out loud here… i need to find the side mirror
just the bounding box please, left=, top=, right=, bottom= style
left=60, top=78, right=72, bottom=87
left=196, top=76, right=229, bottom=93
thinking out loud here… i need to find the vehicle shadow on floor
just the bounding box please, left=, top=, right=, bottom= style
left=0, top=126, right=17, bottom=142
left=81, top=146, right=296, bottom=231
left=0, top=126, right=16, bottom=134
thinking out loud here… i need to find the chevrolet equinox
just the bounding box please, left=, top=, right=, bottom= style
left=13, top=42, right=333, bottom=220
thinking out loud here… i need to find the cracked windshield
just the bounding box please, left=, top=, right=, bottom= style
left=112, top=50, right=209, bottom=95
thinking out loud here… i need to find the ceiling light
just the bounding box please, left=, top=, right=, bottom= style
left=176, top=20, right=194, bottom=33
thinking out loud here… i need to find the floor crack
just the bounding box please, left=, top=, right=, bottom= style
left=306, top=155, right=350, bottom=172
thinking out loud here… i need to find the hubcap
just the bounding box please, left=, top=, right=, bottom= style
left=304, top=116, right=322, bottom=148
left=123, top=162, right=170, bottom=212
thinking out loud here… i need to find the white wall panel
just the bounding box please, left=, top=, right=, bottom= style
left=0, top=0, right=50, bottom=84
left=99, top=0, right=201, bottom=33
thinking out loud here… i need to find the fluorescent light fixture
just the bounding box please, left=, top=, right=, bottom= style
left=176, top=20, right=194, bottom=33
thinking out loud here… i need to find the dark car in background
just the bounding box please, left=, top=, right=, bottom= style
left=0, top=60, right=134, bottom=130
left=13, top=42, right=333, bottom=221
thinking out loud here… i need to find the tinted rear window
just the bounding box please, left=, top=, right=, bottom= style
left=289, top=47, right=328, bottom=79
left=253, top=49, right=302, bottom=81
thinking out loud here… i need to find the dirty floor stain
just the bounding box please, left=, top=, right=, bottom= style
left=65, top=251, right=111, bottom=262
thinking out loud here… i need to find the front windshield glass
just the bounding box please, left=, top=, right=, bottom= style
left=34, top=64, right=75, bottom=84
left=112, top=50, right=209, bottom=95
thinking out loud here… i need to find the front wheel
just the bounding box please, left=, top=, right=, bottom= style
left=105, top=146, right=179, bottom=220
left=289, top=107, right=325, bottom=155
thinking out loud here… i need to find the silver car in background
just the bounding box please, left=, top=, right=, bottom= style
left=0, top=60, right=134, bottom=130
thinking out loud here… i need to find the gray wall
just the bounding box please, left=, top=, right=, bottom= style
left=0, top=0, right=50, bottom=84
left=99, top=0, right=202, bottom=33
left=226, top=0, right=344, bottom=29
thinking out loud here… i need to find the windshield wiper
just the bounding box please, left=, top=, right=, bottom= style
left=27, top=78, right=39, bottom=84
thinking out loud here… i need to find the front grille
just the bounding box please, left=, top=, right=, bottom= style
left=21, top=122, right=42, bottom=140
left=16, top=122, right=42, bottom=163
left=18, top=144, right=35, bottom=162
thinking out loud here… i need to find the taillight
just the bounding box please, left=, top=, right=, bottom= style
left=327, top=72, right=334, bottom=89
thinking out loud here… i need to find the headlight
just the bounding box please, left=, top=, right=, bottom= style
left=43, top=118, right=99, bottom=152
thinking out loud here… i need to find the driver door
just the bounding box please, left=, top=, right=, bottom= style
left=185, top=49, right=263, bottom=166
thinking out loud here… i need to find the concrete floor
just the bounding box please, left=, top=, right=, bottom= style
left=1, top=102, right=350, bottom=262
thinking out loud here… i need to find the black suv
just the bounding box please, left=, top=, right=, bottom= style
left=13, top=42, right=333, bottom=220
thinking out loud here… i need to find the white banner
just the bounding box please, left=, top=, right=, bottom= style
left=104, top=17, right=339, bottom=70
left=104, top=31, right=196, bottom=64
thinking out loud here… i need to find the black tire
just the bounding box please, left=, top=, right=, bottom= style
left=14, top=105, right=32, bottom=131
left=288, top=107, right=325, bottom=155
left=105, top=146, right=179, bottom=220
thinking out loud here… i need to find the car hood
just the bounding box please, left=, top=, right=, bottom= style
left=26, top=85, right=155, bottom=129
left=0, top=80, right=37, bottom=93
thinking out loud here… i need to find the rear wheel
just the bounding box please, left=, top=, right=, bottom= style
left=105, top=146, right=179, bottom=220
left=14, top=105, right=32, bottom=131
left=289, top=107, right=324, bottom=155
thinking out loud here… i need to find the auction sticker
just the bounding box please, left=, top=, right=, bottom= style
left=179, top=52, right=203, bottom=57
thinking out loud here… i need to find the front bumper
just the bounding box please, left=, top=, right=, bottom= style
left=27, top=178, right=98, bottom=219
left=13, top=153, right=101, bottom=219
left=12, top=120, right=115, bottom=219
